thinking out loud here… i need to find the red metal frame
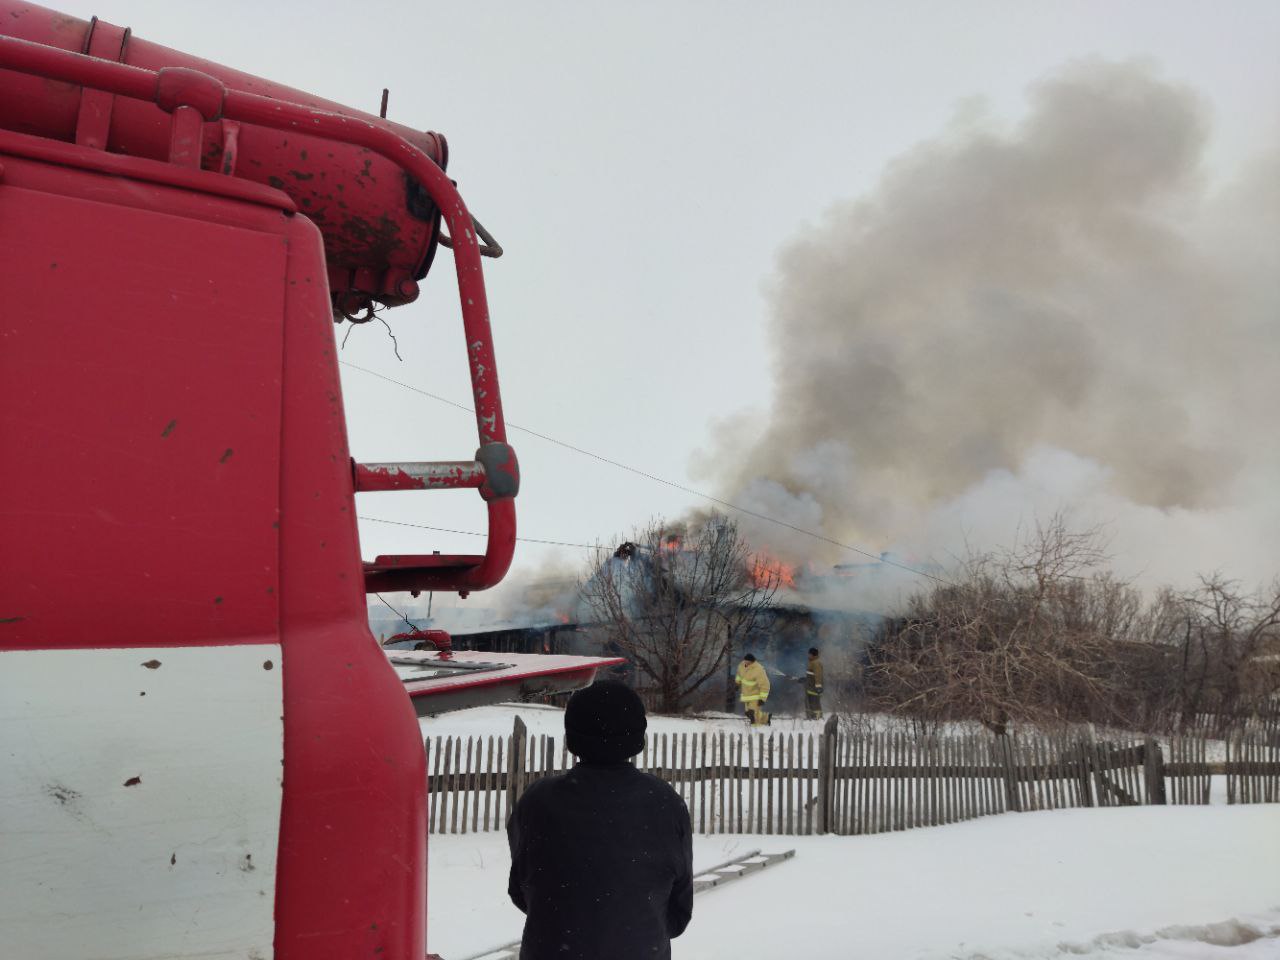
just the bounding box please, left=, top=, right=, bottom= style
left=0, top=30, right=517, bottom=596
left=1, top=12, right=623, bottom=960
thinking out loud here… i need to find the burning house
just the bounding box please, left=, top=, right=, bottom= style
left=370, top=535, right=910, bottom=716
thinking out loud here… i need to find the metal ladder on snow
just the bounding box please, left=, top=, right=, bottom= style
left=689, top=848, right=795, bottom=892
left=457, top=849, right=796, bottom=960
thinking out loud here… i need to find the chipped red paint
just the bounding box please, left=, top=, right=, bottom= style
left=353, top=460, right=486, bottom=492
left=356, top=465, right=431, bottom=491
left=0, top=7, right=447, bottom=312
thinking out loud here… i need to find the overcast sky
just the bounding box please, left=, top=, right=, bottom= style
left=56, top=1, right=1280, bottom=610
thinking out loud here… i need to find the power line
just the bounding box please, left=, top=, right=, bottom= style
left=375, top=592, right=419, bottom=629
left=359, top=514, right=598, bottom=550
left=340, top=360, right=952, bottom=586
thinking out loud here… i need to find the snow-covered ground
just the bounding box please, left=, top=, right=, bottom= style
left=422, top=706, right=1279, bottom=959
left=430, top=806, right=1279, bottom=960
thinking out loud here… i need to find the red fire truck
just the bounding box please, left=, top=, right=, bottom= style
left=0, top=5, right=617, bottom=957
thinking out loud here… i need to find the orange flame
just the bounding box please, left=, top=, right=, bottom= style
left=749, top=552, right=797, bottom=590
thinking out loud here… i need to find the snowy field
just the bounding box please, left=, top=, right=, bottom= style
left=422, top=706, right=1279, bottom=959
left=430, top=806, right=1279, bottom=960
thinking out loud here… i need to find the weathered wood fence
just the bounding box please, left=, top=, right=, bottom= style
left=424, top=717, right=1280, bottom=836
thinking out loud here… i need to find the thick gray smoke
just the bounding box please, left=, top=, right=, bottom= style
left=696, top=60, right=1280, bottom=591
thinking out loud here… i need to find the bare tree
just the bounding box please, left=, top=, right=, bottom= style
left=579, top=514, right=781, bottom=714
left=864, top=513, right=1280, bottom=735
left=1145, top=575, right=1280, bottom=733
left=863, top=514, right=1145, bottom=733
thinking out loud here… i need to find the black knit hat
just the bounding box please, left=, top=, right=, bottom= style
left=564, top=681, right=647, bottom=763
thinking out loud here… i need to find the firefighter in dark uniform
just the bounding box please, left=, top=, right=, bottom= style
left=805, top=647, right=824, bottom=720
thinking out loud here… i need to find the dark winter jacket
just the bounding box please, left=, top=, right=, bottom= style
left=507, top=761, right=694, bottom=960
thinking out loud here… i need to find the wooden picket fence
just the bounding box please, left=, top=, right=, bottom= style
left=424, top=717, right=1280, bottom=836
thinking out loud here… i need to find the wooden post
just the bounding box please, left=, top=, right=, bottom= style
left=980, top=733, right=994, bottom=816
left=858, top=731, right=870, bottom=834
left=507, top=716, right=527, bottom=814
left=969, top=734, right=982, bottom=819
left=1127, top=741, right=1142, bottom=804
left=756, top=733, right=766, bottom=834
left=836, top=731, right=848, bottom=835
left=448, top=737, right=460, bottom=835
left=1249, top=734, right=1259, bottom=804
left=699, top=731, right=708, bottom=835
left=465, top=737, right=476, bottom=834
left=974, top=734, right=986, bottom=816
left=494, top=737, right=506, bottom=828
left=926, top=736, right=938, bottom=825
left=766, top=734, right=775, bottom=836
left=1239, top=735, right=1248, bottom=805
left=1091, top=732, right=1114, bottom=807
left=951, top=734, right=962, bottom=822
left=1072, top=736, right=1093, bottom=807
left=835, top=733, right=845, bottom=836
left=439, top=737, right=451, bottom=835
left=680, top=733, right=690, bottom=816
left=960, top=735, right=971, bottom=819
left=1171, top=736, right=1182, bottom=805
left=483, top=735, right=494, bottom=831
left=717, top=731, right=726, bottom=834
left=895, top=731, right=905, bottom=830
left=998, top=735, right=1021, bottom=813
left=1227, top=734, right=1237, bottom=805
left=735, top=734, right=744, bottom=834
left=727, top=734, right=735, bottom=834
left=1050, top=733, right=1064, bottom=810
left=942, top=735, right=953, bottom=824
left=1268, top=735, right=1278, bottom=804
left=816, top=715, right=838, bottom=834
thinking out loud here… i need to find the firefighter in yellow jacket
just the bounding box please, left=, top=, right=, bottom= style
left=735, top=653, right=770, bottom=726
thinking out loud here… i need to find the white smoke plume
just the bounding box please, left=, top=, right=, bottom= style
left=695, top=60, right=1280, bottom=593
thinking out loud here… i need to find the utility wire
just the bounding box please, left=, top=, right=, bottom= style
left=360, top=514, right=597, bottom=550
left=340, top=361, right=953, bottom=587
left=375, top=592, right=420, bottom=629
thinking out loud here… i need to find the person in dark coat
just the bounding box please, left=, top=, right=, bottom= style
left=506, top=682, right=694, bottom=960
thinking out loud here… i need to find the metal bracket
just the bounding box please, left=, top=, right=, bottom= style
left=439, top=214, right=503, bottom=258
left=74, top=18, right=130, bottom=150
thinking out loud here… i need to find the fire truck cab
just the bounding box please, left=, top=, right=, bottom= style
left=0, top=6, right=616, bottom=958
